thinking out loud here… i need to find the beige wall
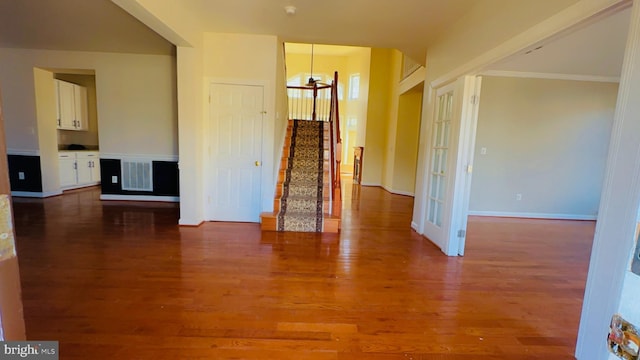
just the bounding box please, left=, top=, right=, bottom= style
left=347, top=48, right=371, bottom=148
left=381, top=50, right=403, bottom=189
left=0, top=48, right=177, bottom=157
left=470, top=76, right=617, bottom=217
left=392, top=86, right=423, bottom=195
left=362, top=48, right=394, bottom=185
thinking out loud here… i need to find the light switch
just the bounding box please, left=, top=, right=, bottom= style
left=480, top=147, right=487, bottom=155
left=111, top=176, right=118, bottom=184
left=18, top=172, right=25, bottom=180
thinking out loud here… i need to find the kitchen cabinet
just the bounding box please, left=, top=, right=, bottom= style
left=58, top=152, right=100, bottom=189
left=76, top=152, right=100, bottom=184
left=55, top=80, right=88, bottom=131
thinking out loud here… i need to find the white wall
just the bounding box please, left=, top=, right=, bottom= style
left=202, top=32, right=279, bottom=215
left=470, top=76, right=617, bottom=219
left=0, top=48, right=177, bottom=158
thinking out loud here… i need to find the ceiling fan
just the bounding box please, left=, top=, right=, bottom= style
left=305, top=44, right=330, bottom=87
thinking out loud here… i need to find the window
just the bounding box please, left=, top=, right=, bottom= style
left=287, top=75, right=302, bottom=98
left=349, top=74, right=360, bottom=100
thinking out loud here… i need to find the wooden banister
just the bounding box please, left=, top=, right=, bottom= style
left=286, top=71, right=341, bottom=215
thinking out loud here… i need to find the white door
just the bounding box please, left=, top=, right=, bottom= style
left=208, top=83, right=264, bottom=222
left=58, top=155, right=77, bottom=188
left=423, top=77, right=481, bottom=256
left=423, top=82, right=457, bottom=254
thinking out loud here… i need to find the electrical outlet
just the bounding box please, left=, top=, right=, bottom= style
left=18, top=172, right=25, bottom=180
left=516, top=193, right=522, bottom=201
left=480, top=147, right=487, bottom=155
left=111, top=176, right=118, bottom=184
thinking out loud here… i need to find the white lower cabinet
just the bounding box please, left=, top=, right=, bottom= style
left=59, top=151, right=101, bottom=189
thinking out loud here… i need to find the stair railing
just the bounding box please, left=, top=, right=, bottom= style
left=286, top=72, right=341, bottom=213
left=328, top=71, right=341, bottom=208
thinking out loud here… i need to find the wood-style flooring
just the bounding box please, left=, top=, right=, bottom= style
left=12, top=182, right=593, bottom=359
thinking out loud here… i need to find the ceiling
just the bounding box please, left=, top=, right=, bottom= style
left=0, top=0, right=174, bottom=55
left=0, top=0, right=630, bottom=77
left=0, top=0, right=476, bottom=61
left=485, top=7, right=631, bottom=78
left=285, top=43, right=365, bottom=57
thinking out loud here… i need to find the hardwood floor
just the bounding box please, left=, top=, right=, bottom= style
left=12, top=183, right=593, bottom=359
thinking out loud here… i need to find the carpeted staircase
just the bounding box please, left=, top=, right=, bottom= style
left=260, top=119, right=341, bottom=233
left=277, top=120, right=324, bottom=232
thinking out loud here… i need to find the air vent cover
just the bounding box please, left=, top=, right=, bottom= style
left=121, top=160, right=153, bottom=191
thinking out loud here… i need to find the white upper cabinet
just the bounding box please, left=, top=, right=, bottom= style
left=55, top=79, right=88, bottom=131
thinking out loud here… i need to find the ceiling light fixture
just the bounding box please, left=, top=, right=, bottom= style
left=284, top=5, right=297, bottom=16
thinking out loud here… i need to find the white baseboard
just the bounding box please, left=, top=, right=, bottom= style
left=61, top=182, right=100, bottom=191
left=100, top=194, right=179, bottom=203
left=11, top=190, right=62, bottom=198
left=359, top=182, right=381, bottom=187
left=411, top=221, right=420, bottom=232
left=468, top=210, right=597, bottom=221
left=179, top=218, right=204, bottom=226
left=381, top=185, right=415, bottom=197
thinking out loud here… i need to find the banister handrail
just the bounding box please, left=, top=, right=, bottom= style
left=286, top=72, right=341, bottom=214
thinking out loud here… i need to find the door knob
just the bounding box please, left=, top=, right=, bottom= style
left=255, top=161, right=262, bottom=166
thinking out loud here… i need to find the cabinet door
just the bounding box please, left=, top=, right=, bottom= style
left=57, top=81, right=76, bottom=130
left=76, top=157, right=93, bottom=185
left=59, top=156, right=77, bottom=187
left=90, top=157, right=101, bottom=183
left=73, top=85, right=88, bottom=130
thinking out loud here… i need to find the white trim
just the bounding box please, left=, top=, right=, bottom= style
left=381, top=185, right=415, bottom=197
left=399, top=66, right=426, bottom=95
left=468, top=211, right=597, bottom=220
left=481, top=70, right=620, bottom=83
left=411, top=221, right=419, bottom=232
left=6, top=149, right=39, bottom=156
left=100, top=153, right=179, bottom=162
left=178, top=219, right=204, bottom=226
left=100, top=194, right=179, bottom=202
left=11, top=190, right=62, bottom=198
left=450, top=76, right=483, bottom=256
left=431, top=0, right=631, bottom=89
left=359, top=182, right=382, bottom=187
left=577, top=1, right=640, bottom=358
left=61, top=182, right=100, bottom=191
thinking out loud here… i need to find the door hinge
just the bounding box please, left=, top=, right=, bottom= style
left=457, top=230, right=466, bottom=238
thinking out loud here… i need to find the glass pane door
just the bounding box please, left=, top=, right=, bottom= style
left=427, top=91, right=453, bottom=227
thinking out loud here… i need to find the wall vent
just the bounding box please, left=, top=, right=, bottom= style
left=121, top=160, right=153, bottom=191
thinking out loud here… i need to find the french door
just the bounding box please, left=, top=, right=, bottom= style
left=422, top=76, right=481, bottom=256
